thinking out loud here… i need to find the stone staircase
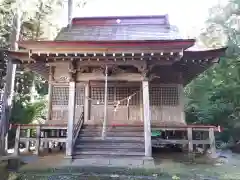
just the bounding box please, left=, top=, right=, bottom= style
left=72, top=125, right=145, bottom=160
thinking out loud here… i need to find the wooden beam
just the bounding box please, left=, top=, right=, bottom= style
left=152, top=139, right=211, bottom=145
left=20, top=137, right=66, bottom=143
left=76, top=73, right=144, bottom=82
left=28, top=47, right=185, bottom=54
left=47, top=59, right=173, bottom=67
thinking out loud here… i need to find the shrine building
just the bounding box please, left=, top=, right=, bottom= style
left=6, top=15, right=226, bottom=163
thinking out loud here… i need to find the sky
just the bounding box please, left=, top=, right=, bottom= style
left=60, top=0, right=227, bottom=38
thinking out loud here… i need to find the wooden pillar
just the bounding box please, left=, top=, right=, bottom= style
left=139, top=87, right=143, bottom=122
left=84, top=82, right=89, bottom=122
left=187, top=127, right=193, bottom=153
left=66, top=81, right=76, bottom=157
left=47, top=84, right=53, bottom=120
left=35, top=125, right=41, bottom=155
left=14, top=125, right=20, bottom=156
left=47, top=67, right=54, bottom=121
left=25, top=129, right=31, bottom=152
left=102, top=66, right=108, bottom=139
left=142, top=80, right=152, bottom=157
left=178, top=84, right=185, bottom=123
left=209, top=128, right=216, bottom=155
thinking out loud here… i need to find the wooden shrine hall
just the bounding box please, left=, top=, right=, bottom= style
left=5, top=15, right=226, bottom=163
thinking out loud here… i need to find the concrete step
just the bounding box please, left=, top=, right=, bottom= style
left=79, top=131, right=144, bottom=137
left=82, top=126, right=144, bottom=132
left=71, top=157, right=146, bottom=167
left=81, top=129, right=144, bottom=133
left=74, top=147, right=144, bottom=152
left=77, top=136, right=144, bottom=142
left=73, top=150, right=145, bottom=156
left=75, top=139, right=144, bottom=145
left=75, top=143, right=144, bottom=149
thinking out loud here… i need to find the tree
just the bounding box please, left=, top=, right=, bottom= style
left=185, top=0, right=240, bottom=142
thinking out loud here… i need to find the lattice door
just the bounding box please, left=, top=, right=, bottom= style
left=90, top=85, right=141, bottom=123
left=51, top=85, right=69, bottom=121
left=75, top=85, right=85, bottom=122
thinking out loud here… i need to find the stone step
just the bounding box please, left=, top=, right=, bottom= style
left=77, top=136, right=144, bottom=142
left=73, top=150, right=145, bottom=156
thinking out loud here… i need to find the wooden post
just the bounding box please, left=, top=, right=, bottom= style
left=142, top=80, right=152, bottom=157
left=84, top=82, right=89, bottom=122
left=209, top=128, right=216, bottom=155
left=203, top=131, right=208, bottom=151
left=102, top=66, right=108, bottom=139
left=187, top=127, right=193, bottom=153
left=66, top=81, right=76, bottom=157
left=178, top=84, right=185, bottom=123
left=14, top=125, right=20, bottom=156
left=4, top=132, right=8, bottom=153
left=47, top=84, right=53, bottom=121
left=139, top=87, right=143, bottom=122
left=25, top=129, right=31, bottom=152
left=35, top=125, right=41, bottom=155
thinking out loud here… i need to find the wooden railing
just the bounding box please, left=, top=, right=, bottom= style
left=72, top=111, right=84, bottom=147
left=11, top=124, right=67, bottom=156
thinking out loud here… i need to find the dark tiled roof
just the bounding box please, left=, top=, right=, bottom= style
left=55, top=15, right=183, bottom=41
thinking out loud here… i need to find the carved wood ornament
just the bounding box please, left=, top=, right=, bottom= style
left=68, top=60, right=77, bottom=81
left=133, top=60, right=160, bottom=81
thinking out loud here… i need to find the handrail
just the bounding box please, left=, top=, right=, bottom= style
left=72, top=110, right=84, bottom=147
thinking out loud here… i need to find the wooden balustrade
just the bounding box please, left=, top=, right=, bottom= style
left=11, top=124, right=67, bottom=156
left=73, top=111, right=84, bottom=146
left=10, top=122, right=217, bottom=156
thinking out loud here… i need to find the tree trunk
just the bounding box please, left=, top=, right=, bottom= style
left=0, top=0, right=22, bottom=155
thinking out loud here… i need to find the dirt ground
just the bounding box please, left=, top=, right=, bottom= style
left=1, top=149, right=240, bottom=179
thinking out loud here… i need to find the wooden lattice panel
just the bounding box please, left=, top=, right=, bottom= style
left=52, top=86, right=69, bottom=105
left=91, top=87, right=104, bottom=103
left=150, top=87, right=161, bottom=106
left=150, top=86, right=179, bottom=106
left=108, top=87, right=114, bottom=102
left=129, top=87, right=140, bottom=106
left=75, top=86, right=85, bottom=105
left=161, top=86, right=179, bottom=106
left=91, top=87, right=114, bottom=104
left=116, top=87, right=129, bottom=105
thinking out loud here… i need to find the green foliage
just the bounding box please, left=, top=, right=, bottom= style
left=10, top=95, right=47, bottom=124
left=0, top=0, right=62, bottom=125
left=186, top=0, right=240, bottom=142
